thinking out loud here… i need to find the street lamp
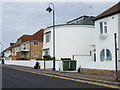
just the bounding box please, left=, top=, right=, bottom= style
left=46, top=3, right=56, bottom=71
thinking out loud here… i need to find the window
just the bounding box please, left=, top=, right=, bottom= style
left=104, top=22, right=107, bottom=33
left=26, top=52, right=29, bottom=57
left=21, top=53, right=24, bottom=57
left=43, top=49, right=50, bottom=56
left=45, top=32, right=51, bottom=43
left=106, top=49, right=112, bottom=60
left=94, top=53, right=96, bottom=62
left=100, top=22, right=108, bottom=34
left=23, top=44, right=26, bottom=49
left=100, top=22, right=103, bottom=34
left=100, top=49, right=112, bottom=62
left=76, top=21, right=80, bottom=24
left=34, top=52, right=39, bottom=57
left=19, top=46, right=21, bottom=50
left=16, top=47, right=19, bottom=51
left=100, top=49, right=105, bottom=62
left=34, top=41, right=39, bottom=46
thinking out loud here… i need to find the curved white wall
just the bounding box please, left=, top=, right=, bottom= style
left=43, top=25, right=95, bottom=60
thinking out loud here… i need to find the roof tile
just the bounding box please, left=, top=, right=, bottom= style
left=94, top=2, right=120, bottom=20
left=23, top=29, right=44, bottom=42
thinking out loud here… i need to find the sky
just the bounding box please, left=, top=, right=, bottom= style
left=1, top=0, right=119, bottom=51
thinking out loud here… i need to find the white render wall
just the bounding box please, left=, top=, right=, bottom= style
left=75, top=56, right=115, bottom=70
left=4, top=60, right=63, bottom=71
left=43, top=25, right=95, bottom=60
left=95, top=14, right=120, bottom=70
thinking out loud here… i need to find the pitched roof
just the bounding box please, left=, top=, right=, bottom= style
left=23, top=29, right=44, bottom=42
left=94, top=2, right=120, bottom=20
left=67, top=15, right=95, bottom=25
left=18, top=35, right=32, bottom=42
left=14, top=35, right=32, bottom=47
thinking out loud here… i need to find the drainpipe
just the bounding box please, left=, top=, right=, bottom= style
left=114, top=33, right=119, bottom=81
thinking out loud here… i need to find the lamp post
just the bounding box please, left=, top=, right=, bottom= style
left=114, top=33, right=118, bottom=81
left=0, top=43, right=4, bottom=64
left=46, top=3, right=56, bottom=71
left=0, top=43, right=3, bottom=58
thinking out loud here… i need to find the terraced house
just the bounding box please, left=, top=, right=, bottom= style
left=3, top=29, right=44, bottom=60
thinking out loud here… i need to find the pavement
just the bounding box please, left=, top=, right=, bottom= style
left=2, top=64, right=120, bottom=86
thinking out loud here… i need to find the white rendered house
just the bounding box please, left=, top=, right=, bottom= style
left=43, top=15, right=95, bottom=61
left=2, top=43, right=13, bottom=60
left=94, top=2, right=120, bottom=70
left=3, top=49, right=12, bottom=60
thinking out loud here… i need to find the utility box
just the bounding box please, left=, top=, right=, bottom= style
left=63, top=60, right=76, bottom=71
left=63, top=60, right=69, bottom=71
left=69, top=61, right=76, bottom=70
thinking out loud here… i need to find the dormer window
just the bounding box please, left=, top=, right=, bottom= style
left=100, top=21, right=108, bottom=34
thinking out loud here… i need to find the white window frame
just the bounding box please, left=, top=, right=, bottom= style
left=43, top=49, right=50, bottom=56
left=45, top=32, right=51, bottom=43
left=100, top=21, right=108, bottom=34
left=100, top=49, right=112, bottom=62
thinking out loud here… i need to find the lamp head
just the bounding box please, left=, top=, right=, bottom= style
left=46, top=7, right=52, bottom=13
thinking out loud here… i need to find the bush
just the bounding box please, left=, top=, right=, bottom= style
left=36, top=58, right=44, bottom=60
left=43, top=55, right=53, bottom=60
left=16, top=58, right=30, bottom=60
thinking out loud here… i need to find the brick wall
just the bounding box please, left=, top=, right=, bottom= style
left=30, top=41, right=43, bottom=59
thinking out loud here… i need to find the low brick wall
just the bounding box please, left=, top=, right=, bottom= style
left=80, top=68, right=120, bottom=76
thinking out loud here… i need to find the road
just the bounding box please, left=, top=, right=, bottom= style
left=2, top=66, right=118, bottom=89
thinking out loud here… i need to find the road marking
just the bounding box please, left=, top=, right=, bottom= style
left=3, top=66, right=120, bottom=89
